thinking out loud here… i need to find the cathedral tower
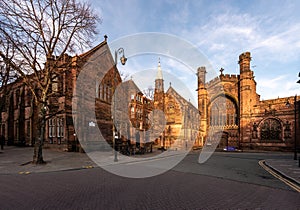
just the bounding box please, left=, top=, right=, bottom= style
left=154, top=58, right=165, bottom=111
left=197, top=66, right=208, bottom=139
left=239, top=52, right=257, bottom=145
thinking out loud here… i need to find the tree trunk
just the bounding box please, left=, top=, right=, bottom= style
left=33, top=104, right=46, bottom=164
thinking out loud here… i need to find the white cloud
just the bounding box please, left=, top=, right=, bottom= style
left=256, top=74, right=300, bottom=100
left=250, top=24, right=300, bottom=62
left=257, top=75, right=288, bottom=89
left=92, top=0, right=300, bottom=100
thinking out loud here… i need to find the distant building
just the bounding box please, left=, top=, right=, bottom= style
left=152, top=60, right=200, bottom=150
left=110, top=59, right=200, bottom=151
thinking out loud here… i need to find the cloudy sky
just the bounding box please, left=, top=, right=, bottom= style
left=90, top=0, right=300, bottom=103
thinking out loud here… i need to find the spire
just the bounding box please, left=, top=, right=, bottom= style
left=156, top=58, right=163, bottom=80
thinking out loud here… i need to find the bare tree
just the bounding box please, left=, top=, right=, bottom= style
left=0, top=0, right=100, bottom=163
left=143, top=86, right=154, bottom=100
left=0, top=40, right=18, bottom=130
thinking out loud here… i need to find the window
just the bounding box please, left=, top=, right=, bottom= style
left=15, top=89, right=20, bottom=108
left=210, top=96, right=237, bottom=126
left=130, top=106, right=135, bottom=118
left=49, top=118, right=56, bottom=137
left=57, top=118, right=64, bottom=138
left=260, top=118, right=282, bottom=141
left=52, top=75, right=58, bottom=92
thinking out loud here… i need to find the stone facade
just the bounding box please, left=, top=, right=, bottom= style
left=0, top=38, right=121, bottom=151
left=199, top=52, right=300, bottom=151
left=1, top=40, right=298, bottom=152
left=153, top=60, right=200, bottom=150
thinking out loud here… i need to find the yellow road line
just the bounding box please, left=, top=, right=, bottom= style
left=259, top=160, right=300, bottom=193
left=18, top=171, right=31, bottom=175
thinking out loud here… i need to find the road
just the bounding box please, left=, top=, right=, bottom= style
left=0, top=151, right=299, bottom=210
left=175, top=151, right=294, bottom=190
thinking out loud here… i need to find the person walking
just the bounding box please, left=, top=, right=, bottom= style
left=0, top=135, right=5, bottom=150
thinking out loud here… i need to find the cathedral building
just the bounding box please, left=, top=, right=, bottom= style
left=153, top=59, right=200, bottom=149
left=198, top=52, right=300, bottom=150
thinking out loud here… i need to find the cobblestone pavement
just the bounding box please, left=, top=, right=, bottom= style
left=0, top=146, right=300, bottom=209
left=0, top=166, right=299, bottom=210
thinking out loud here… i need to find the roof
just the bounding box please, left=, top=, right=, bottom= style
left=78, top=39, right=108, bottom=60
left=156, top=58, right=163, bottom=80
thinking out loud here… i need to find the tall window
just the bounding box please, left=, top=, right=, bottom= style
left=57, top=118, right=64, bottom=138
left=49, top=118, right=56, bottom=137
left=15, top=89, right=20, bottom=108
left=210, top=96, right=237, bottom=126
left=52, top=75, right=58, bottom=92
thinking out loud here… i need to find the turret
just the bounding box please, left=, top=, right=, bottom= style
left=239, top=52, right=251, bottom=73
left=197, top=66, right=206, bottom=89
left=197, top=66, right=208, bottom=143
left=238, top=52, right=257, bottom=145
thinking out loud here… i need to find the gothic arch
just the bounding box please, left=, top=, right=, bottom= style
left=208, top=94, right=239, bottom=127
left=258, top=117, right=283, bottom=141
left=208, top=93, right=239, bottom=111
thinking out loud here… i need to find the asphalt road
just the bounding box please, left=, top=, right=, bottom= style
left=0, top=151, right=299, bottom=210
left=175, top=151, right=294, bottom=190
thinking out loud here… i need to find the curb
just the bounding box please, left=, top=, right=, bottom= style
left=263, top=160, right=300, bottom=186
left=259, top=160, right=300, bottom=192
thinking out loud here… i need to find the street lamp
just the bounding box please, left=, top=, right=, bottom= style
left=112, top=47, right=127, bottom=162
left=286, top=96, right=298, bottom=160
left=115, top=48, right=127, bottom=66
left=294, top=95, right=297, bottom=160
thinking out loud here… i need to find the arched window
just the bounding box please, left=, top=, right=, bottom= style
left=260, top=118, right=282, bottom=141
left=210, top=96, right=237, bottom=126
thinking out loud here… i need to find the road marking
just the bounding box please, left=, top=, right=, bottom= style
left=83, top=165, right=94, bottom=169
left=18, top=171, right=31, bottom=175
left=259, top=160, right=300, bottom=193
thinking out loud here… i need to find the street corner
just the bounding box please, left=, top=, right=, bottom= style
left=260, top=159, right=300, bottom=192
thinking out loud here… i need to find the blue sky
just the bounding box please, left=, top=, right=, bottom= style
left=90, top=0, right=300, bottom=103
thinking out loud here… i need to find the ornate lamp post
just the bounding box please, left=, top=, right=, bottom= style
left=294, top=95, right=297, bottom=160
left=112, top=47, right=127, bottom=162
left=286, top=95, right=298, bottom=160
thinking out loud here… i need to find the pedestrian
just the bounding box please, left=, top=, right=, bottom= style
left=0, top=135, right=5, bottom=150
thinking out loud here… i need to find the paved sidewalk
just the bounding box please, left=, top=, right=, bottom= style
left=0, top=146, right=98, bottom=174
left=0, top=146, right=170, bottom=175
left=265, top=158, right=300, bottom=185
